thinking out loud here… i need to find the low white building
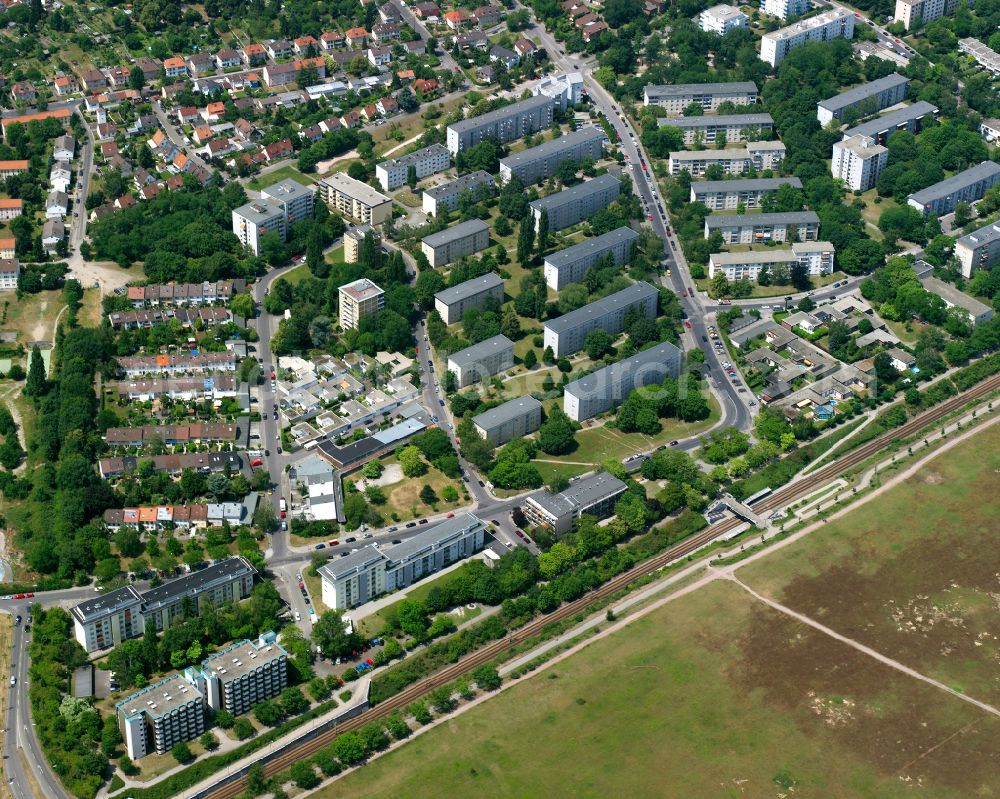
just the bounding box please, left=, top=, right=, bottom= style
left=700, top=4, right=748, bottom=34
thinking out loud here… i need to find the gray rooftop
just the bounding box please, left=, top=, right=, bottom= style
left=564, top=342, right=681, bottom=401
left=710, top=249, right=799, bottom=265
left=447, top=334, right=514, bottom=369
left=201, top=638, right=288, bottom=683
left=71, top=585, right=142, bottom=624
left=545, top=226, right=639, bottom=269
left=234, top=198, right=284, bottom=225
left=957, top=220, right=1000, bottom=250
left=705, top=211, right=820, bottom=229
left=322, top=172, right=391, bottom=207
left=448, top=94, right=554, bottom=134
left=843, top=101, right=938, bottom=140
left=473, top=396, right=542, bottom=431
left=499, top=126, right=606, bottom=170
left=262, top=178, right=315, bottom=205
left=658, top=113, right=773, bottom=129
left=116, top=674, right=203, bottom=720
left=529, top=173, right=621, bottom=214
left=920, top=275, right=993, bottom=316
left=818, top=73, right=909, bottom=113
left=908, top=161, right=1000, bottom=207
left=317, top=544, right=388, bottom=582
left=384, top=512, right=483, bottom=564
left=423, top=170, right=494, bottom=200
left=645, top=81, right=758, bottom=98
left=421, top=218, right=490, bottom=249
left=544, top=281, right=657, bottom=336
left=530, top=471, right=627, bottom=519
left=378, top=143, right=449, bottom=171
left=434, top=271, right=504, bottom=306
left=691, top=177, right=802, bottom=194
left=140, top=556, right=256, bottom=612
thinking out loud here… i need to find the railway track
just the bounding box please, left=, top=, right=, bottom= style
left=203, top=371, right=1000, bottom=799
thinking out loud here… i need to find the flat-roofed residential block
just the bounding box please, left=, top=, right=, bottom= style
left=446, top=334, right=514, bottom=387
left=690, top=177, right=802, bottom=210
left=668, top=141, right=785, bottom=176
left=421, top=218, right=490, bottom=267
left=842, top=100, right=938, bottom=144
left=543, top=281, right=658, bottom=358
left=908, top=161, right=1000, bottom=216
left=375, top=143, right=451, bottom=191
left=704, top=210, right=820, bottom=243
left=117, top=675, right=205, bottom=760
left=344, top=224, right=380, bottom=263
left=816, top=73, right=909, bottom=125
left=896, top=0, right=960, bottom=29
left=319, top=172, right=392, bottom=225
left=473, top=396, right=543, bottom=445
left=918, top=271, right=995, bottom=326
left=529, top=173, right=621, bottom=232
left=498, top=126, right=606, bottom=185
left=699, top=4, right=748, bottom=34
left=446, top=94, right=555, bottom=154
left=422, top=170, right=495, bottom=216
left=708, top=241, right=835, bottom=280
left=533, top=72, right=585, bottom=110
left=338, top=278, right=385, bottom=330
left=140, top=557, right=257, bottom=633
left=434, top=272, right=505, bottom=325
left=761, top=9, right=854, bottom=68
left=318, top=545, right=388, bottom=609
left=543, top=226, right=640, bottom=290
left=955, top=221, right=1000, bottom=278
left=657, top=113, right=774, bottom=145
left=523, top=471, right=628, bottom=534
left=959, top=38, right=1000, bottom=76
left=71, top=585, right=145, bottom=652
left=762, top=0, right=811, bottom=20
left=831, top=134, right=888, bottom=192
left=562, top=342, right=682, bottom=422
left=190, top=635, right=288, bottom=716
left=642, top=81, right=758, bottom=114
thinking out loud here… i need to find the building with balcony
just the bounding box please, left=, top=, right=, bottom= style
left=375, top=143, right=451, bottom=191
left=643, top=81, right=758, bottom=114
left=319, top=173, right=392, bottom=225
left=434, top=272, right=505, bottom=325
left=704, top=210, right=820, bottom=243
left=907, top=161, right=1000, bottom=216
left=658, top=113, right=773, bottom=146
left=816, top=73, right=909, bottom=125
left=523, top=472, right=628, bottom=534
left=543, top=281, right=658, bottom=358
left=529, top=173, right=621, bottom=232
left=543, top=227, right=639, bottom=290
left=498, top=126, right=606, bottom=185
left=117, top=675, right=205, bottom=760
left=446, top=95, right=555, bottom=154
left=760, top=9, right=854, bottom=68
left=831, top=134, right=888, bottom=191
left=338, top=278, right=385, bottom=330
left=446, top=334, right=514, bottom=387
left=689, top=177, right=802, bottom=210
left=473, top=396, right=543, bottom=445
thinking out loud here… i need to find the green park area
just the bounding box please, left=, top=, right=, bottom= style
left=247, top=166, right=315, bottom=191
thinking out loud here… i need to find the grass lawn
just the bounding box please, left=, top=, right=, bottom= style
left=304, top=571, right=329, bottom=614
left=695, top=271, right=846, bottom=299
left=857, top=188, right=892, bottom=240
left=739, top=421, right=1000, bottom=707
left=324, top=573, right=1000, bottom=799
left=357, top=568, right=482, bottom=638
left=283, top=264, right=311, bottom=286
left=247, top=165, right=315, bottom=191
left=1, top=289, right=64, bottom=344
left=348, top=455, right=470, bottom=523
left=79, top=287, right=104, bottom=328
left=326, top=245, right=345, bottom=265
left=883, top=318, right=923, bottom=345
left=394, top=188, right=423, bottom=208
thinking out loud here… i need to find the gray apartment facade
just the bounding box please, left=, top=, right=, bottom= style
left=955, top=220, right=1000, bottom=278
left=375, top=143, right=451, bottom=191
left=658, top=113, right=774, bottom=145
left=543, top=281, right=659, bottom=358
left=422, top=170, right=496, bottom=216
left=816, top=73, right=909, bottom=125
left=434, top=272, right=505, bottom=325
left=498, top=127, right=606, bottom=185
left=522, top=472, right=629, bottom=534
left=529, top=173, right=621, bottom=232
left=842, top=100, right=938, bottom=144
left=473, top=396, right=543, bottom=445
left=421, top=218, right=491, bottom=267
left=689, top=177, right=802, bottom=210
left=543, top=226, right=639, bottom=290
left=446, top=94, right=555, bottom=154
left=562, top=341, right=683, bottom=422
left=907, top=161, right=1000, bottom=216
left=704, top=210, right=820, bottom=243
left=643, top=81, right=759, bottom=114
left=447, top=334, right=515, bottom=387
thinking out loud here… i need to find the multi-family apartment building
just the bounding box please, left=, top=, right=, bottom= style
left=343, top=224, right=380, bottom=263
left=498, top=126, right=606, bottom=184
left=434, top=272, right=505, bottom=325
left=831, top=134, right=889, bottom=191
left=117, top=675, right=206, bottom=760
left=658, top=113, right=774, bottom=146
left=708, top=241, right=835, bottom=280
left=543, top=281, right=658, bottom=358
left=699, top=4, right=748, bottom=34
left=761, top=8, right=855, bottom=68
left=562, top=342, right=683, bottom=423
left=375, top=143, right=451, bottom=191
left=231, top=179, right=315, bottom=255
left=72, top=557, right=257, bottom=652
left=523, top=471, right=628, bottom=534
left=959, top=38, right=1000, bottom=75
left=0, top=260, right=18, bottom=291
left=529, top=173, right=621, bottom=232
left=318, top=514, right=486, bottom=608
left=816, top=73, right=909, bottom=125
left=110, top=373, right=242, bottom=402
left=913, top=261, right=994, bottom=325
left=190, top=635, right=288, bottom=716
left=533, top=71, right=584, bottom=110
left=895, top=0, right=959, bottom=29
left=643, top=81, right=758, bottom=114
left=422, top=170, right=496, bottom=216
left=108, top=307, right=233, bottom=330
left=907, top=161, right=1000, bottom=216
left=842, top=100, right=938, bottom=144
left=319, top=173, right=392, bottom=224
left=447, top=334, right=514, bottom=387
left=762, top=0, right=811, bottom=19
left=338, top=278, right=385, bottom=330
left=543, top=226, right=639, bottom=290
left=0, top=160, right=27, bottom=179
left=421, top=218, right=490, bottom=267
left=955, top=221, right=1000, bottom=278
left=704, top=211, right=820, bottom=243
left=99, top=451, right=244, bottom=480
left=446, top=94, right=555, bottom=154
left=690, top=177, right=802, bottom=210
left=473, top=396, right=543, bottom=445
left=667, top=141, right=786, bottom=176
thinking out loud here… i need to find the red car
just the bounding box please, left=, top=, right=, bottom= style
left=298, top=581, right=305, bottom=589
left=365, top=659, right=374, bottom=667
left=250, top=458, right=263, bottom=467
left=24, top=593, right=33, bottom=598
left=446, top=512, right=454, bottom=518
left=13, top=593, right=24, bottom=599
left=328, top=539, right=339, bottom=547
left=280, top=510, right=286, bottom=519
left=515, top=530, right=524, bottom=538
left=684, top=320, right=692, bottom=329
left=647, top=214, right=653, bottom=221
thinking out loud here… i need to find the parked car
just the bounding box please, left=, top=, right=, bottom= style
left=314, top=543, right=326, bottom=550
left=405, top=521, right=416, bottom=528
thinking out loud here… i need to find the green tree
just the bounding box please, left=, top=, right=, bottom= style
left=398, top=445, right=427, bottom=477
left=516, top=217, right=535, bottom=265
left=407, top=163, right=418, bottom=190
left=291, top=761, right=320, bottom=790
left=537, top=209, right=549, bottom=254
left=24, top=345, right=46, bottom=398
left=472, top=664, right=501, bottom=690
left=171, top=742, right=194, bottom=763
left=538, top=407, right=576, bottom=455
left=523, top=348, right=537, bottom=369
left=584, top=328, right=613, bottom=360
left=230, top=292, right=256, bottom=319
left=419, top=484, right=438, bottom=505
left=233, top=717, right=256, bottom=740
left=199, top=731, right=219, bottom=751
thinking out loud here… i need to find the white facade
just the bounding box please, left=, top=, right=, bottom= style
left=375, top=144, right=450, bottom=191
left=762, top=0, right=811, bottom=19
left=761, top=9, right=855, bottom=68
left=338, top=278, right=385, bottom=330
left=708, top=241, right=835, bottom=280
left=667, top=141, right=785, bottom=176
left=533, top=72, right=585, bottom=110
left=700, top=4, right=748, bottom=33
left=894, top=0, right=957, bottom=29
left=831, top=135, right=888, bottom=192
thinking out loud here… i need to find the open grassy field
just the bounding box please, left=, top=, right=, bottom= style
left=1, top=289, right=64, bottom=345
left=247, top=165, right=315, bottom=191
left=357, top=567, right=482, bottom=637
left=347, top=455, right=470, bottom=523
left=739, top=421, right=1000, bottom=707
left=324, top=573, right=1000, bottom=799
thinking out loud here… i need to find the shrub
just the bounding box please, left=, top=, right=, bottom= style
left=290, top=761, right=320, bottom=790
left=214, top=710, right=234, bottom=729
left=233, top=718, right=256, bottom=740
left=199, top=732, right=219, bottom=751
left=171, top=742, right=194, bottom=764
left=409, top=701, right=432, bottom=725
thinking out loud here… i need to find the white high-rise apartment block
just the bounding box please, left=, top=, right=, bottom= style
left=894, top=0, right=958, bottom=29
left=338, top=278, right=385, bottom=330
left=760, top=8, right=855, bottom=68
left=831, top=135, right=888, bottom=192
left=762, top=0, right=811, bottom=19
left=699, top=4, right=748, bottom=34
